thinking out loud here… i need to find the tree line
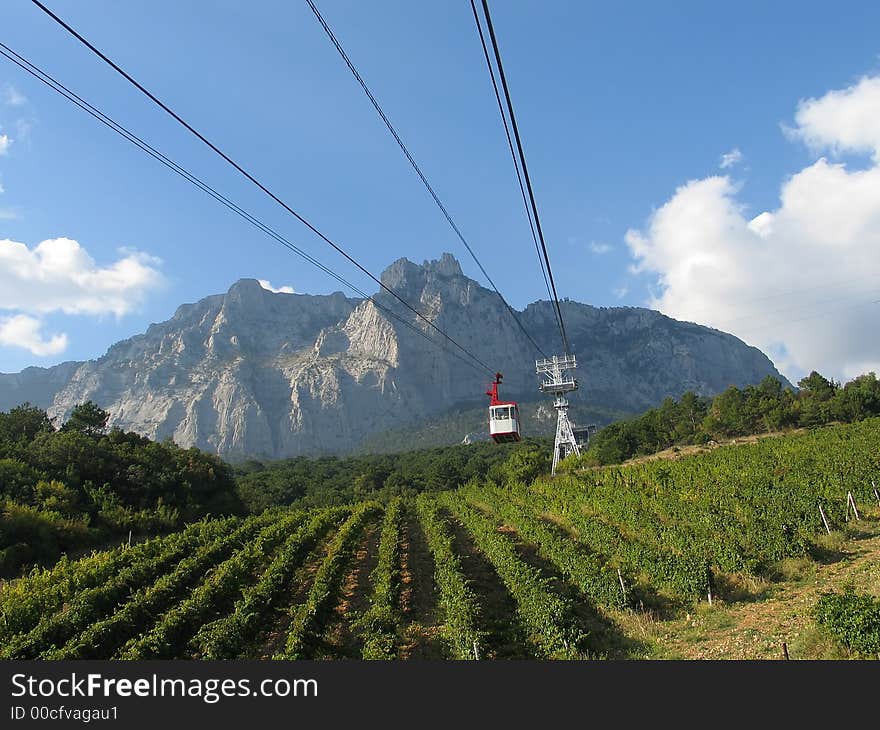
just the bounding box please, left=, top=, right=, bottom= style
left=0, top=402, right=240, bottom=576
left=233, top=437, right=550, bottom=513
left=578, top=371, right=880, bottom=466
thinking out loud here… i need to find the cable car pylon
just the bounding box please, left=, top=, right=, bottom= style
left=536, top=354, right=580, bottom=474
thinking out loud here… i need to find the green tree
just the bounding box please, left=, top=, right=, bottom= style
left=0, top=404, right=54, bottom=448
left=704, top=386, right=747, bottom=438
left=834, top=373, right=880, bottom=422
left=501, top=447, right=550, bottom=485
left=34, top=479, right=80, bottom=516
left=62, top=402, right=110, bottom=437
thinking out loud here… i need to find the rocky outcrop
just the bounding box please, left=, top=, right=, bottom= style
left=0, top=253, right=789, bottom=458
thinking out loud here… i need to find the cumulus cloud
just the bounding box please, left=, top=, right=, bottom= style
left=626, top=74, right=880, bottom=382
left=589, top=241, right=612, bottom=254
left=0, top=314, right=68, bottom=356
left=719, top=147, right=743, bottom=169
left=789, top=75, right=880, bottom=161
left=0, top=238, right=164, bottom=358
left=0, top=237, right=164, bottom=317
left=0, top=134, right=10, bottom=155
left=258, top=279, right=295, bottom=294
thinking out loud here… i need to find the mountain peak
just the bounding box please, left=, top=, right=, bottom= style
left=227, top=278, right=267, bottom=295
left=427, top=252, right=463, bottom=277
left=380, top=253, right=464, bottom=292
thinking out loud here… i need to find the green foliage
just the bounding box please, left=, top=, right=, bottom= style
left=814, top=586, right=880, bottom=656
left=192, top=506, right=350, bottom=659
left=442, top=494, right=586, bottom=659
left=280, top=502, right=381, bottom=659
left=517, top=483, right=708, bottom=600
left=0, top=517, right=238, bottom=659
left=357, top=499, right=403, bottom=659
left=356, top=400, right=623, bottom=454
left=233, top=438, right=549, bottom=511
left=416, top=494, right=482, bottom=659
left=553, top=418, right=880, bottom=580
left=0, top=402, right=242, bottom=576
left=501, top=446, right=550, bottom=486
left=0, top=498, right=97, bottom=576
left=0, top=417, right=875, bottom=661
left=47, top=511, right=281, bottom=659
left=461, top=483, right=627, bottom=609
left=0, top=403, right=54, bottom=450
left=583, top=371, right=880, bottom=466
left=0, top=532, right=190, bottom=644
left=118, top=509, right=305, bottom=659
left=61, top=401, right=110, bottom=436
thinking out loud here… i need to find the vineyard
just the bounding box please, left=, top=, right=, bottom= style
left=2, top=418, right=879, bottom=660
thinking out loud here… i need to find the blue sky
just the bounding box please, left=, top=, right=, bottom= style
left=1, top=0, right=879, bottom=381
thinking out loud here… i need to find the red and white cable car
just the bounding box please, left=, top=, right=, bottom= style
left=486, top=372, right=521, bottom=443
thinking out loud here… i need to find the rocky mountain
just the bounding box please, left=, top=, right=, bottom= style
left=0, top=253, right=789, bottom=459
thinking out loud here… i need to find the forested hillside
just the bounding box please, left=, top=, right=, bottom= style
left=0, top=402, right=241, bottom=576
left=579, top=371, right=880, bottom=466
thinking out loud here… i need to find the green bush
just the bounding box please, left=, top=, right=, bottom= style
left=814, top=587, right=880, bottom=656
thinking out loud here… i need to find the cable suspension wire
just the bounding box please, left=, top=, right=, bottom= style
left=29, top=0, right=496, bottom=376
left=475, top=0, right=572, bottom=356
left=304, top=0, right=547, bottom=360
left=0, top=41, right=491, bottom=379
left=467, top=0, right=561, bottom=346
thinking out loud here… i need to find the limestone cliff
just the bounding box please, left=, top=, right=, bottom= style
left=0, top=253, right=789, bottom=458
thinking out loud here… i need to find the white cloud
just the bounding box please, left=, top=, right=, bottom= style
left=0, top=314, right=68, bottom=356
left=719, top=147, right=743, bottom=169
left=613, top=286, right=629, bottom=299
left=0, top=237, right=164, bottom=316
left=626, top=74, right=880, bottom=383
left=589, top=241, right=612, bottom=254
left=3, top=84, right=26, bottom=107
left=258, top=279, right=295, bottom=294
left=789, top=75, right=880, bottom=161
left=0, top=134, right=10, bottom=155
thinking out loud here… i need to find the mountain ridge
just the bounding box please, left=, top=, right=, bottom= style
left=0, top=253, right=789, bottom=458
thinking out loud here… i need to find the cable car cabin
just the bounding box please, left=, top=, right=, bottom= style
left=486, top=373, right=521, bottom=443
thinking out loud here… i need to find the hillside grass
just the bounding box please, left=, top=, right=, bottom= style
left=611, top=513, right=880, bottom=659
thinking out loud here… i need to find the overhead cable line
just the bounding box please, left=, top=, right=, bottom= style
left=473, top=0, right=572, bottom=355
left=467, top=0, right=561, bottom=347
left=29, top=0, right=496, bottom=376
left=0, top=41, right=491, bottom=378
left=304, top=0, right=547, bottom=359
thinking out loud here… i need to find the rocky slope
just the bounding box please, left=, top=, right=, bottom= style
left=0, top=253, right=789, bottom=458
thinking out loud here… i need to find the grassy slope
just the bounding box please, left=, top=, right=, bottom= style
left=611, top=517, right=880, bottom=659
left=586, top=423, right=880, bottom=659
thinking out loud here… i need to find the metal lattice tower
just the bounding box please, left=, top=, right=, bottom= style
left=536, top=354, right=580, bottom=475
